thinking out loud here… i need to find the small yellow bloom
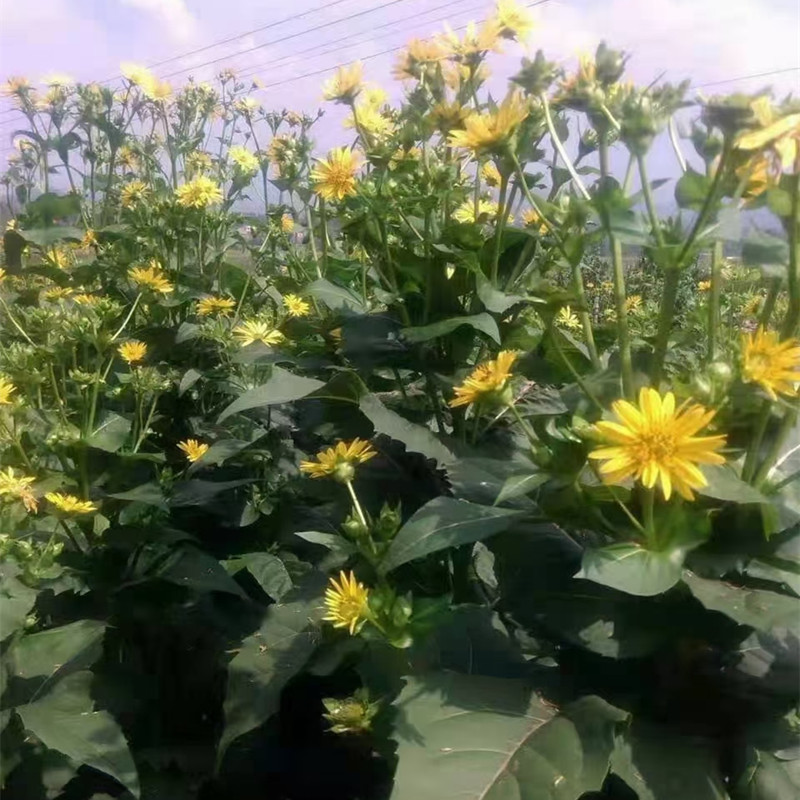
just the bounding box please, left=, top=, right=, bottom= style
left=300, top=439, right=377, bottom=481
left=393, top=38, right=446, bottom=81
left=120, top=180, right=150, bottom=208
left=494, top=0, right=535, bottom=41
left=742, top=328, right=800, bottom=401
left=233, top=320, right=285, bottom=347
left=522, top=208, right=548, bottom=233
left=344, top=104, right=394, bottom=139
left=450, top=350, right=519, bottom=408
left=448, top=93, right=528, bottom=156
left=481, top=161, right=503, bottom=187
left=736, top=101, right=800, bottom=175
left=589, top=387, right=726, bottom=501
left=41, top=73, right=74, bottom=87
left=45, top=492, right=97, bottom=515
left=323, top=570, right=369, bottom=635
left=0, top=467, right=37, bottom=513
left=283, top=294, right=311, bottom=317
left=625, top=294, right=642, bottom=312
left=128, top=261, right=174, bottom=293
left=43, top=286, right=73, bottom=301
left=322, top=62, right=363, bottom=104
left=73, top=293, right=99, bottom=305
left=280, top=213, right=295, bottom=233
left=439, top=20, right=503, bottom=61
left=228, top=145, right=260, bottom=175
left=121, top=62, right=156, bottom=88
left=557, top=306, right=581, bottom=331
left=0, top=268, right=6, bottom=283
left=742, top=295, right=763, bottom=317
left=453, top=198, right=510, bottom=224
left=143, top=79, right=172, bottom=102
left=80, top=229, right=98, bottom=248
left=177, top=439, right=210, bottom=463
left=48, top=247, right=72, bottom=270
left=176, top=176, right=223, bottom=208
left=197, top=296, right=236, bottom=316
left=2, top=76, right=31, bottom=95
left=235, top=96, right=260, bottom=116
left=185, top=150, right=213, bottom=176
left=118, top=340, right=147, bottom=364
left=698, top=280, right=712, bottom=292
left=310, top=147, right=361, bottom=201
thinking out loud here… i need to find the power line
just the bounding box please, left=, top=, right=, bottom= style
left=693, top=66, right=799, bottom=89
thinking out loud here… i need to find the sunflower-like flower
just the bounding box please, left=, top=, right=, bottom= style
left=344, top=104, right=395, bottom=140
left=232, top=320, right=285, bottom=347
left=310, top=148, right=361, bottom=201
left=228, top=145, right=260, bottom=175
left=283, top=294, right=311, bottom=317
left=176, top=176, right=223, bottom=208
left=449, top=350, right=519, bottom=408
left=452, top=198, right=511, bottom=224
left=280, top=213, right=295, bottom=233
left=698, top=280, right=711, bottom=292
left=742, top=328, right=800, bottom=400
left=493, top=0, right=535, bottom=41
left=128, top=261, right=174, bottom=293
left=0, top=376, right=18, bottom=404
left=481, top=161, right=503, bottom=187
left=521, top=207, right=547, bottom=233
left=439, top=20, right=503, bottom=64
left=120, top=180, right=150, bottom=208
left=178, top=439, right=209, bottom=463
left=45, top=492, right=98, bottom=515
left=300, top=439, right=377, bottom=482
left=589, top=387, right=726, bottom=501
left=625, top=294, right=642, bottom=313
left=80, top=229, right=98, bottom=249
left=322, top=62, right=363, bottom=104
left=73, top=294, right=99, bottom=306
left=120, top=62, right=156, bottom=89
left=197, top=295, right=236, bottom=316
left=557, top=306, right=581, bottom=330
left=43, top=286, right=73, bottom=301
left=393, top=38, right=446, bottom=81
left=118, top=340, right=147, bottom=364
left=323, top=570, right=370, bottom=635
left=736, top=97, right=800, bottom=177
left=429, top=100, right=470, bottom=133
left=448, top=93, right=528, bottom=156
left=0, top=467, right=38, bottom=513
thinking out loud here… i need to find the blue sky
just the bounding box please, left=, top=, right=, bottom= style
left=1, top=0, right=798, bottom=180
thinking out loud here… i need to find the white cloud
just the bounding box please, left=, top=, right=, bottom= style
left=120, top=0, right=200, bottom=45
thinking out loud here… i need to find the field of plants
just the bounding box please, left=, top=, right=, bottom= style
left=1, top=1, right=799, bottom=797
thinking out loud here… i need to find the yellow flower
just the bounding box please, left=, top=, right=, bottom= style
left=48, top=247, right=72, bottom=270
left=299, top=439, right=377, bottom=481
left=522, top=207, right=547, bottom=233
left=228, top=145, right=260, bottom=174
left=0, top=268, right=6, bottom=283
left=143, top=79, right=172, bottom=102
left=2, top=76, right=31, bottom=96
left=185, top=150, right=213, bottom=176
left=41, top=73, right=74, bottom=87
left=625, top=294, right=642, bottom=312
left=310, top=147, right=361, bottom=201
left=589, top=387, right=726, bottom=501
left=178, top=439, right=210, bottom=463
left=439, top=20, right=503, bottom=62
left=698, top=280, right=711, bottom=292
left=235, top=96, right=260, bottom=116
left=361, top=85, right=388, bottom=109
left=481, top=161, right=502, bottom=187
left=80, top=229, right=98, bottom=248
left=742, top=328, right=800, bottom=401
left=450, top=350, right=519, bottom=408
left=118, top=340, right=147, bottom=364
left=121, top=62, right=156, bottom=88
left=322, top=62, right=363, bottom=104
left=742, top=295, right=763, bottom=317
left=280, top=213, right=295, bottom=233
left=128, top=261, right=174, bottom=293
left=494, top=0, right=535, bottom=41
left=283, top=294, right=311, bottom=317
left=323, top=570, right=369, bottom=635
left=452, top=198, right=511, bottom=224
left=429, top=100, right=470, bottom=133
left=0, top=375, right=17, bottom=406
left=393, top=38, right=446, bottom=81
left=557, top=306, right=581, bottom=331
left=448, top=93, right=528, bottom=156
left=45, top=492, right=98, bottom=515
left=233, top=320, right=285, bottom=347
left=197, top=296, right=236, bottom=316
left=43, top=286, right=73, bottom=301
left=0, top=467, right=37, bottom=513
left=117, top=146, right=139, bottom=170
left=176, top=176, right=223, bottom=208
left=345, top=104, right=394, bottom=139
left=736, top=100, right=800, bottom=175
left=120, top=180, right=150, bottom=208
left=73, top=293, right=99, bottom=305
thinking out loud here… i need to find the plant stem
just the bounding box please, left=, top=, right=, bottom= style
left=540, top=93, right=590, bottom=201
left=637, top=153, right=665, bottom=248
left=753, top=407, right=798, bottom=489
left=549, top=328, right=604, bottom=412
left=59, top=519, right=84, bottom=554
left=508, top=402, right=538, bottom=447
left=781, top=173, right=800, bottom=338
left=759, top=278, right=782, bottom=330
left=742, top=399, right=772, bottom=483
left=490, top=172, right=510, bottom=286
left=111, top=293, right=141, bottom=342
left=707, top=239, right=724, bottom=363
left=346, top=480, right=369, bottom=529
left=641, top=487, right=655, bottom=545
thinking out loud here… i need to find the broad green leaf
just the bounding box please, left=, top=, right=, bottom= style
left=218, top=575, right=325, bottom=763
left=178, top=368, right=202, bottom=396
left=0, top=562, right=38, bottom=639
left=611, top=722, right=729, bottom=800
left=108, top=482, right=167, bottom=509
left=223, top=553, right=293, bottom=601
left=733, top=749, right=800, bottom=799
left=188, top=437, right=261, bottom=471
left=699, top=464, right=771, bottom=504
left=381, top=497, right=523, bottom=572
left=359, top=394, right=454, bottom=465
left=307, top=278, right=365, bottom=311
left=675, top=168, right=711, bottom=211
left=494, top=473, right=547, bottom=505
left=150, top=546, right=248, bottom=598
left=217, top=367, right=324, bottom=422
left=18, top=226, right=83, bottom=247
left=17, top=671, right=140, bottom=798
left=390, top=672, right=628, bottom=800
left=403, top=313, right=500, bottom=345
left=294, top=531, right=358, bottom=560
left=742, top=230, right=790, bottom=271
left=683, top=571, right=800, bottom=632
left=86, top=412, right=131, bottom=453
left=170, top=478, right=254, bottom=506
left=175, top=321, right=201, bottom=344
left=476, top=273, right=528, bottom=314
left=579, top=543, right=685, bottom=597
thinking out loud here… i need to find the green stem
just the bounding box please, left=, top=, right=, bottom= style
left=753, top=408, right=798, bottom=489
left=490, top=172, right=510, bottom=286
left=550, top=328, right=604, bottom=411
left=641, top=487, right=655, bottom=545
left=319, top=198, right=329, bottom=276
left=508, top=402, right=538, bottom=447
left=707, top=239, right=723, bottom=363
left=759, top=278, right=782, bottom=330
left=59, top=519, right=84, bottom=554
left=540, top=93, right=590, bottom=201
left=345, top=480, right=369, bottom=529
left=651, top=268, right=680, bottom=385
left=637, top=153, right=665, bottom=248
left=111, top=293, right=141, bottom=342
left=780, top=173, right=800, bottom=338
left=742, top=399, right=772, bottom=483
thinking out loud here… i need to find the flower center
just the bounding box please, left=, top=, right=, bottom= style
left=636, top=431, right=676, bottom=463
left=327, top=164, right=353, bottom=192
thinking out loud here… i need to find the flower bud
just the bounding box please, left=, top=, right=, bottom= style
left=374, top=502, right=402, bottom=540
left=594, top=42, right=627, bottom=87
left=333, top=460, right=356, bottom=484
left=708, top=361, right=733, bottom=385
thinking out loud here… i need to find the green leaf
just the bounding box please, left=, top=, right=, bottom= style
left=307, top=278, right=366, bottom=311
left=178, top=368, right=202, bottom=396
left=699, top=464, right=771, bottom=504
left=188, top=437, right=260, bottom=470
left=494, top=473, right=547, bottom=505
left=611, top=721, right=729, bottom=800
left=294, top=531, right=358, bottom=557
left=108, top=482, right=167, bottom=509
left=381, top=497, right=522, bottom=572
left=18, top=226, right=84, bottom=247
left=403, top=313, right=500, bottom=345
left=17, top=671, right=140, bottom=798
left=579, top=543, right=686, bottom=597
left=742, top=231, right=790, bottom=271
left=390, top=672, right=628, bottom=800
left=359, top=394, right=454, bottom=465
left=476, top=273, right=528, bottom=314
left=150, top=546, right=248, bottom=598
left=86, top=412, right=131, bottom=453
left=0, top=562, right=38, bottom=639
left=217, top=367, right=324, bottom=422
left=223, top=553, right=293, bottom=601
left=675, top=168, right=711, bottom=211
left=683, top=571, right=800, bottom=633
left=733, top=749, right=800, bottom=799
left=171, top=478, right=254, bottom=506
left=218, top=575, right=325, bottom=763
